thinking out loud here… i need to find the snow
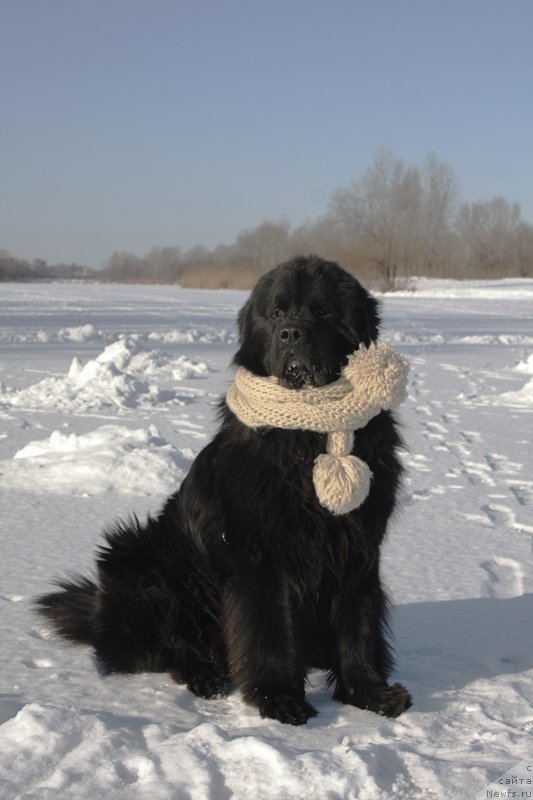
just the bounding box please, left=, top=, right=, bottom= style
left=515, top=353, right=533, bottom=375
left=499, top=376, right=533, bottom=407
left=0, top=336, right=209, bottom=413
left=6, top=425, right=190, bottom=497
left=1, top=278, right=532, bottom=799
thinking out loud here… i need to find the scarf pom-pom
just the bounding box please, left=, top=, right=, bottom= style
left=313, top=453, right=372, bottom=515
left=344, top=342, right=409, bottom=409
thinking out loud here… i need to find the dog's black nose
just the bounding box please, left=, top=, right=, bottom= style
left=278, top=323, right=305, bottom=344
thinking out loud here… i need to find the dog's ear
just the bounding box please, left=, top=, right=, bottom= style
left=233, top=294, right=271, bottom=376
left=236, top=299, right=252, bottom=346
left=233, top=298, right=261, bottom=373
left=357, top=285, right=381, bottom=345
left=338, top=276, right=381, bottom=349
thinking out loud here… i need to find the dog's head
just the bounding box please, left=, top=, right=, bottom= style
left=234, top=256, right=380, bottom=389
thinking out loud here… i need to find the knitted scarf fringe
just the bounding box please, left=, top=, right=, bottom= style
left=226, top=341, right=410, bottom=515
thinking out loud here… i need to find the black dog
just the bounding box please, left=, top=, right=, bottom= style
left=38, top=256, right=412, bottom=725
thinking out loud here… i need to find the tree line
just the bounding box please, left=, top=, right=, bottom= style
left=0, top=253, right=90, bottom=282
left=3, top=151, right=533, bottom=288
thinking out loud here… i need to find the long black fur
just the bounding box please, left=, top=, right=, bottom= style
left=38, top=256, right=412, bottom=724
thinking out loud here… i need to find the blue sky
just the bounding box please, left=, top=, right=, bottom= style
left=1, top=0, right=532, bottom=268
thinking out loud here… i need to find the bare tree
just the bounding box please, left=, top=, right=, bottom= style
left=515, top=222, right=533, bottom=277
left=102, top=251, right=144, bottom=282
left=330, top=151, right=459, bottom=285
left=235, top=219, right=291, bottom=272
left=455, top=197, right=526, bottom=276
left=330, top=151, right=417, bottom=285
left=183, top=244, right=210, bottom=265
left=143, top=246, right=183, bottom=282
left=419, top=152, right=459, bottom=274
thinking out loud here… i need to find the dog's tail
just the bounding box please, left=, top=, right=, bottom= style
left=37, top=575, right=99, bottom=646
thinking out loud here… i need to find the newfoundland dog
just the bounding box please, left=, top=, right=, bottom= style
left=38, top=255, right=412, bottom=725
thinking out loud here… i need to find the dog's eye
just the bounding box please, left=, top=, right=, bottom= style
left=272, top=308, right=286, bottom=319
left=314, top=305, right=331, bottom=318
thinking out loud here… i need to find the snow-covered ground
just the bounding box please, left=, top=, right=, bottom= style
left=1, top=278, right=532, bottom=799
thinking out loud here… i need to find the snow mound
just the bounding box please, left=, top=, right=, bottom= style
left=148, top=327, right=237, bottom=344
left=384, top=332, right=446, bottom=346
left=497, top=353, right=533, bottom=406
left=0, top=337, right=209, bottom=413
left=0, top=701, right=428, bottom=800
left=499, top=376, right=533, bottom=407
left=386, top=277, right=533, bottom=299
left=1, top=424, right=189, bottom=495
left=171, top=356, right=209, bottom=380
left=0, top=325, right=235, bottom=346
left=515, top=353, right=533, bottom=374
left=384, top=332, right=533, bottom=347
left=0, top=325, right=103, bottom=344
left=57, top=324, right=102, bottom=342
left=454, top=334, right=533, bottom=346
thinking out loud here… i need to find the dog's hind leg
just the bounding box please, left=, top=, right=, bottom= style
left=170, top=641, right=230, bottom=700
left=83, top=570, right=230, bottom=699
left=40, top=513, right=231, bottom=699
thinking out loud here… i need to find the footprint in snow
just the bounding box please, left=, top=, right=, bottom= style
left=22, top=658, right=54, bottom=669
left=481, top=557, right=524, bottom=599
left=0, top=697, right=24, bottom=725
left=460, top=429, right=483, bottom=444
left=508, top=482, right=533, bottom=507
left=481, top=503, right=533, bottom=535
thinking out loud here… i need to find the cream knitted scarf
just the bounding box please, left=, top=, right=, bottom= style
left=226, top=341, right=409, bottom=515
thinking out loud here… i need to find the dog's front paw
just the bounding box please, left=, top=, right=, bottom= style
left=337, top=681, right=412, bottom=718
left=258, top=693, right=318, bottom=725
left=188, top=669, right=229, bottom=700
left=171, top=666, right=229, bottom=699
